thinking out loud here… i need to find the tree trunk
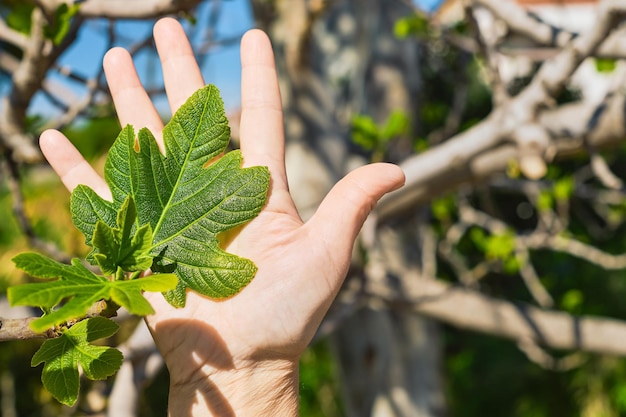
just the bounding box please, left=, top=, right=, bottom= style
left=330, top=306, right=445, bottom=417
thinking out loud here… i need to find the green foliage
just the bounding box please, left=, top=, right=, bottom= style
left=71, top=84, right=270, bottom=306
left=299, top=340, right=343, bottom=417
left=537, top=190, right=554, bottom=212
left=595, top=58, right=617, bottom=73
left=469, top=228, right=520, bottom=273
left=560, top=289, right=584, bottom=314
left=7, top=84, right=270, bottom=406
left=92, top=196, right=153, bottom=275
left=31, top=317, right=122, bottom=406
left=5, top=2, right=33, bottom=35
left=4, top=1, right=79, bottom=45
left=44, top=3, right=80, bottom=45
left=553, top=177, right=574, bottom=202
left=431, top=194, right=456, bottom=223
left=351, top=110, right=410, bottom=161
left=9, top=252, right=177, bottom=332
left=394, top=14, right=430, bottom=39
left=533, top=176, right=574, bottom=213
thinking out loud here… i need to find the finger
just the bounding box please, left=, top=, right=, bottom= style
left=153, top=18, right=205, bottom=114
left=239, top=29, right=288, bottom=192
left=103, top=47, right=164, bottom=144
left=40, top=130, right=111, bottom=200
left=307, top=163, right=405, bottom=259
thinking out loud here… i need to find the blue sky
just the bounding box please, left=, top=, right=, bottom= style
left=33, top=0, right=254, bottom=118
left=32, top=0, right=443, bottom=118
left=415, top=0, right=444, bottom=12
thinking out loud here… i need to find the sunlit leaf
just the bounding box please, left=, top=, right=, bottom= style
left=70, top=85, right=270, bottom=306
left=9, top=253, right=177, bottom=332
left=31, top=317, right=122, bottom=406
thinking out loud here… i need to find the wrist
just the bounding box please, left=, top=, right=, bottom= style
left=167, top=357, right=299, bottom=416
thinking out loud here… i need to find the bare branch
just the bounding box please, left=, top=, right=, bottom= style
left=476, top=0, right=626, bottom=59
left=517, top=338, right=585, bottom=371
left=520, top=233, right=626, bottom=270
left=0, top=7, right=50, bottom=162
left=0, top=51, right=19, bottom=74
left=0, top=317, right=54, bottom=341
left=74, top=0, right=203, bottom=19
left=515, top=247, right=554, bottom=308
left=369, top=274, right=626, bottom=356
left=465, top=1, right=509, bottom=105
left=590, top=153, right=623, bottom=189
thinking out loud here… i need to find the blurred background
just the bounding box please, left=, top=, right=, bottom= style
left=4, top=0, right=626, bottom=416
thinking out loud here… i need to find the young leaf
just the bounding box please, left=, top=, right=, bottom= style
left=31, top=317, right=122, bottom=406
left=92, top=196, right=153, bottom=275
left=9, top=253, right=177, bottom=332
left=70, top=85, right=270, bottom=306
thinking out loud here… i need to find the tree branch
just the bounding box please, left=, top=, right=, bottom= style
left=73, top=0, right=203, bottom=19
left=0, top=17, right=28, bottom=50
left=370, top=274, right=626, bottom=357
left=377, top=0, right=626, bottom=221
left=0, top=317, right=54, bottom=341
left=476, top=0, right=626, bottom=59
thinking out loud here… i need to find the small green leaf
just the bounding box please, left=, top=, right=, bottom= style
left=92, top=196, right=153, bottom=275
left=71, top=184, right=117, bottom=249
left=43, top=3, right=81, bottom=45
left=31, top=317, right=122, bottom=406
left=393, top=15, right=430, bottom=39
left=9, top=253, right=177, bottom=332
left=561, top=289, right=584, bottom=313
left=537, top=190, right=554, bottom=212
left=431, top=196, right=456, bottom=222
left=469, top=227, right=487, bottom=251
left=553, top=177, right=574, bottom=202
left=484, top=232, right=516, bottom=261
left=6, top=3, right=34, bottom=35
left=71, top=85, right=270, bottom=306
left=381, top=110, right=409, bottom=141
left=595, top=58, right=617, bottom=73
left=351, top=114, right=380, bottom=150
left=503, top=256, right=521, bottom=274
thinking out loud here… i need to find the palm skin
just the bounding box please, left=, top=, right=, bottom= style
left=40, top=18, right=404, bottom=416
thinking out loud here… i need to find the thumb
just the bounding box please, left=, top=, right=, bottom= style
left=307, top=163, right=405, bottom=257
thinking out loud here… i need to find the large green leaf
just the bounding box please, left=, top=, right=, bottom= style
left=8, top=252, right=177, bottom=332
left=70, top=85, right=270, bottom=306
left=31, top=317, right=122, bottom=406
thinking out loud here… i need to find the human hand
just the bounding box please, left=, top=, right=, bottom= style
left=40, top=18, right=404, bottom=416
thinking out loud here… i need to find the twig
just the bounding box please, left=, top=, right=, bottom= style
left=372, top=274, right=626, bottom=356
left=464, top=0, right=508, bottom=105
left=0, top=317, right=55, bottom=341
left=517, top=338, right=585, bottom=371
left=590, top=153, right=623, bottom=189
left=520, top=233, right=626, bottom=270
left=476, top=0, right=626, bottom=59
left=515, top=246, right=554, bottom=308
